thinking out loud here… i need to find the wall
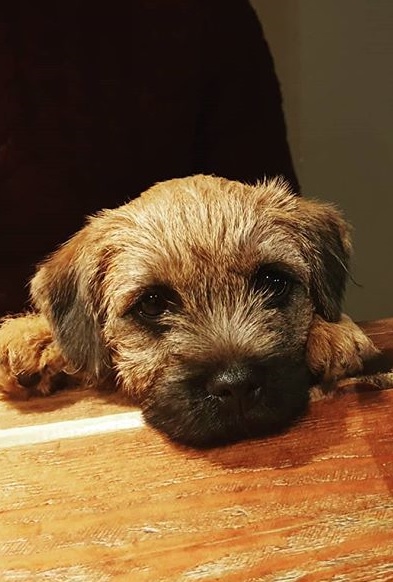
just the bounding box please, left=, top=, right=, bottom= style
left=251, top=0, right=393, bottom=320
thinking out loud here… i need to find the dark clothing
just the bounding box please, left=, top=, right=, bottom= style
left=0, top=0, right=298, bottom=315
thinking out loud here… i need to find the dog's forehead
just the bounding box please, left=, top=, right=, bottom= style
left=109, top=176, right=309, bottom=296
left=127, top=175, right=300, bottom=252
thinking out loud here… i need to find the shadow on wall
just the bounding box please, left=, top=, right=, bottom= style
left=252, top=0, right=393, bottom=320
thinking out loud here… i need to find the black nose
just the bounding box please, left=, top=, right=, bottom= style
left=207, top=362, right=264, bottom=412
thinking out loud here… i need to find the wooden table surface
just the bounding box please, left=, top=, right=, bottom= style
left=0, top=320, right=392, bottom=581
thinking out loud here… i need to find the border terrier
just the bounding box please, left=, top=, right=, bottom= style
left=0, top=175, right=378, bottom=447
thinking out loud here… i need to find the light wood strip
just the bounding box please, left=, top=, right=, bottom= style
left=0, top=411, right=144, bottom=449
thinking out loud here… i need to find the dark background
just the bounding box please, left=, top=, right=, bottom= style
left=0, top=0, right=298, bottom=316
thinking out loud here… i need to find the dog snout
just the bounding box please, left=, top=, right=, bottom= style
left=207, top=361, right=265, bottom=413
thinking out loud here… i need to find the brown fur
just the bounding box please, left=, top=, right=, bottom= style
left=0, top=175, right=378, bottom=446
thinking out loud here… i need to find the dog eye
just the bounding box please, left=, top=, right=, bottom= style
left=253, top=267, right=293, bottom=306
left=138, top=292, right=170, bottom=318
left=131, top=286, right=180, bottom=324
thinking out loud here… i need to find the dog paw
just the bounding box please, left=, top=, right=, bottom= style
left=306, top=314, right=379, bottom=389
left=0, top=313, right=80, bottom=399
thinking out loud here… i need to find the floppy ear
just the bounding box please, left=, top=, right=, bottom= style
left=30, top=214, right=113, bottom=379
left=296, top=198, right=352, bottom=322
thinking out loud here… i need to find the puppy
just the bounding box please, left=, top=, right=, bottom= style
left=0, top=175, right=377, bottom=446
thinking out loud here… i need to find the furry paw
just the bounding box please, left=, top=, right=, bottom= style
left=0, top=313, right=79, bottom=399
left=306, top=314, right=379, bottom=392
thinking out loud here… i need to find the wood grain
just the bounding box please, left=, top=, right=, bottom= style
left=0, top=320, right=392, bottom=581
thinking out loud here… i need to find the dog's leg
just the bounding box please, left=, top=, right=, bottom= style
left=307, top=314, right=379, bottom=399
left=0, top=313, right=81, bottom=399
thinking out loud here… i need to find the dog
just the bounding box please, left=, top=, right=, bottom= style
left=0, top=175, right=378, bottom=447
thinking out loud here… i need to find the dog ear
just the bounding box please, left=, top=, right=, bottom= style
left=296, top=198, right=352, bottom=322
left=30, top=215, right=112, bottom=379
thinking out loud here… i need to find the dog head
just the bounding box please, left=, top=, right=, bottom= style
left=31, top=175, right=351, bottom=446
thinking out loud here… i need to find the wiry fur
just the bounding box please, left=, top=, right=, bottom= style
left=0, top=175, right=378, bottom=446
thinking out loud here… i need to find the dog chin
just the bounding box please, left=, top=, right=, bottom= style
left=141, top=366, right=311, bottom=448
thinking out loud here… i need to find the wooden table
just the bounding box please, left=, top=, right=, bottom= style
left=1, top=320, right=392, bottom=581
